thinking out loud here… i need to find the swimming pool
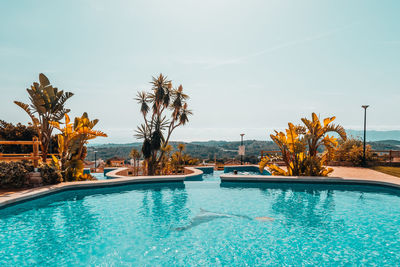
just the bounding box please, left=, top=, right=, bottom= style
left=91, top=172, right=108, bottom=180
left=1, top=171, right=400, bottom=265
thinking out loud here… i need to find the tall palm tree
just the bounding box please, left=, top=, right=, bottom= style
left=15, top=73, right=73, bottom=161
left=134, top=74, right=192, bottom=175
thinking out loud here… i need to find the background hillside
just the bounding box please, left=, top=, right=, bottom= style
left=87, top=139, right=400, bottom=163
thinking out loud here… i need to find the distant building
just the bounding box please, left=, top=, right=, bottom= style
left=107, top=157, right=125, bottom=167
left=84, top=159, right=105, bottom=169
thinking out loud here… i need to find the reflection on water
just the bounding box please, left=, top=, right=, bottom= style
left=139, top=187, right=190, bottom=237
left=268, top=187, right=340, bottom=228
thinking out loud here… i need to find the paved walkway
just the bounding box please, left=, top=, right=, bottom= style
left=330, top=166, right=399, bottom=180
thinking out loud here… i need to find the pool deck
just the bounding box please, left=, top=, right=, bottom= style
left=0, top=167, right=202, bottom=208
left=221, top=166, right=400, bottom=189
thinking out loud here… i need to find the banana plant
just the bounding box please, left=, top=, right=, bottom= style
left=301, top=113, right=347, bottom=157
left=51, top=113, right=107, bottom=181
left=260, top=113, right=346, bottom=177
left=14, top=73, right=73, bottom=161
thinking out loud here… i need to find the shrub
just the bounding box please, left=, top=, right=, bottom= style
left=0, top=161, right=31, bottom=188
left=333, top=138, right=373, bottom=166
left=40, top=164, right=63, bottom=185
left=74, top=173, right=96, bottom=181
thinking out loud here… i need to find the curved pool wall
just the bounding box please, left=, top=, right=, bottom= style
left=3, top=164, right=400, bottom=210
left=0, top=167, right=204, bottom=209
left=194, top=166, right=214, bottom=174
left=220, top=173, right=400, bottom=191
left=224, top=165, right=270, bottom=175
left=104, top=167, right=118, bottom=176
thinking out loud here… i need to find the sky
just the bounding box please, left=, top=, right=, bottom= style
left=0, top=0, right=399, bottom=143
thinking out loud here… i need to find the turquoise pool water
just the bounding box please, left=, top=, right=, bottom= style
left=91, top=172, right=107, bottom=180
left=1, top=171, right=400, bottom=265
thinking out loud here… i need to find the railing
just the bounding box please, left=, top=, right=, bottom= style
left=0, top=137, right=40, bottom=168
left=371, top=150, right=400, bottom=162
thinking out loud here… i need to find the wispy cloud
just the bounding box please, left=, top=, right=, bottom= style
left=178, top=22, right=359, bottom=70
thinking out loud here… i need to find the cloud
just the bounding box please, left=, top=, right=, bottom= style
left=177, top=22, right=359, bottom=70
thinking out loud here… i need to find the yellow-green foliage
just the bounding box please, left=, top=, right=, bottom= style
left=333, top=138, right=372, bottom=166
left=51, top=113, right=107, bottom=181
left=260, top=113, right=346, bottom=176
left=157, top=143, right=200, bottom=174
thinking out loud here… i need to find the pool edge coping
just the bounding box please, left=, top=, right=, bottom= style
left=220, top=174, right=400, bottom=189
left=0, top=167, right=203, bottom=208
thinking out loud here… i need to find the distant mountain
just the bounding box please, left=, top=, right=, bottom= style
left=368, top=140, right=400, bottom=150
left=86, top=140, right=278, bottom=162
left=346, top=130, right=400, bottom=141
left=87, top=139, right=400, bottom=162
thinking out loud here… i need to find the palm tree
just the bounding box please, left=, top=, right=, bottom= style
left=301, top=113, right=347, bottom=157
left=15, top=73, right=73, bottom=161
left=130, top=148, right=141, bottom=175
left=134, top=74, right=192, bottom=175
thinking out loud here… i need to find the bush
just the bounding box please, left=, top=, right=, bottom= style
left=333, top=138, right=373, bottom=166
left=0, top=161, right=31, bottom=188
left=40, top=164, right=63, bottom=185
left=75, top=173, right=96, bottom=181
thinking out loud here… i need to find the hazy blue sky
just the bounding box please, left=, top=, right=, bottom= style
left=1, top=0, right=399, bottom=143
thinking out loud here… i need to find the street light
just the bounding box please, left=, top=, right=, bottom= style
left=362, top=105, right=369, bottom=166
left=94, top=150, right=98, bottom=173
left=240, top=133, right=245, bottom=165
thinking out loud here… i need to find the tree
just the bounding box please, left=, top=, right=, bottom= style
left=51, top=113, right=107, bottom=181
left=135, top=74, right=192, bottom=175
left=14, top=73, right=73, bottom=161
left=260, top=113, right=347, bottom=176
left=130, top=148, right=141, bottom=175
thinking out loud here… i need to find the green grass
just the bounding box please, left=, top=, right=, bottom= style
left=371, top=166, right=400, bottom=178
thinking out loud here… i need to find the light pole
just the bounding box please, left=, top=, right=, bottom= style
left=362, top=105, right=369, bottom=166
left=94, top=150, right=98, bottom=172
left=240, top=133, right=245, bottom=165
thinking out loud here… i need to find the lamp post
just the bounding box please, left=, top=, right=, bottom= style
left=240, top=133, right=245, bottom=165
left=94, top=150, right=98, bottom=173
left=362, top=105, right=369, bottom=166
